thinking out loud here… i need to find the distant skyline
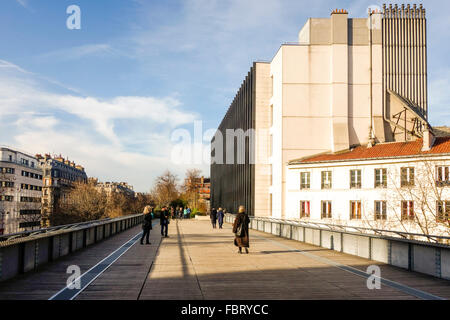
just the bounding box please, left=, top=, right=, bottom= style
left=1, top=0, right=449, bottom=192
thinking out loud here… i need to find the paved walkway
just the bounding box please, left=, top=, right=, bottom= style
left=1, top=219, right=449, bottom=300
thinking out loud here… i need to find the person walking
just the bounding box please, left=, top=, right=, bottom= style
left=183, top=207, right=187, bottom=220
left=160, top=207, right=170, bottom=238
left=232, top=205, right=250, bottom=254
left=217, top=207, right=224, bottom=229
left=140, top=206, right=153, bottom=245
left=210, top=208, right=217, bottom=229
left=186, top=207, right=191, bottom=219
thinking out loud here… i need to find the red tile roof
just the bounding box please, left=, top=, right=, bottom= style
left=291, top=137, right=450, bottom=164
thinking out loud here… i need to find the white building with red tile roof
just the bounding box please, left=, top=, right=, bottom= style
left=286, top=137, right=450, bottom=237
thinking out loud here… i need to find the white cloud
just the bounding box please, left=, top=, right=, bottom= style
left=38, top=44, right=128, bottom=61
left=0, top=60, right=209, bottom=191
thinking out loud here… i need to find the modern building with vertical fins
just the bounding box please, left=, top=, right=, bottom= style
left=211, top=4, right=432, bottom=218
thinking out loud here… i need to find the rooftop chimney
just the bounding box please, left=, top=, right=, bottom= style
left=422, top=127, right=436, bottom=152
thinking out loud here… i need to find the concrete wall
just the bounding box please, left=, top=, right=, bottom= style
left=0, top=214, right=143, bottom=282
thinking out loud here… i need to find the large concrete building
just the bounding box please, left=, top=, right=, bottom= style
left=211, top=4, right=430, bottom=217
left=0, top=147, right=43, bottom=235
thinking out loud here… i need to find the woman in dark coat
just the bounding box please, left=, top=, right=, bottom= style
left=232, top=205, right=250, bottom=254
left=210, top=208, right=217, bottom=229
left=141, top=206, right=153, bottom=245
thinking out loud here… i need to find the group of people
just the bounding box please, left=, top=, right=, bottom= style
left=174, top=207, right=191, bottom=219
left=140, top=204, right=251, bottom=255
left=140, top=205, right=171, bottom=245
left=209, top=207, right=225, bottom=229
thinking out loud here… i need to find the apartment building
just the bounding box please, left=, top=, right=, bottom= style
left=0, top=147, right=43, bottom=235
left=94, top=180, right=135, bottom=198
left=36, top=154, right=87, bottom=227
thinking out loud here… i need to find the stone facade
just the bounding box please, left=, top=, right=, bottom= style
left=0, top=147, right=43, bottom=234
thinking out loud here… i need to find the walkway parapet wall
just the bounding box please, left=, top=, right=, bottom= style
left=0, top=214, right=144, bottom=282
left=225, top=214, right=450, bottom=281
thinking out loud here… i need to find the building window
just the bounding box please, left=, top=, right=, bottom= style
left=401, top=167, right=415, bottom=187
left=375, top=168, right=387, bottom=188
left=8, top=155, right=12, bottom=162
left=436, top=201, right=450, bottom=223
left=20, top=210, right=41, bottom=215
left=436, top=166, right=450, bottom=187
left=350, top=170, right=362, bottom=189
left=321, top=201, right=332, bottom=219
left=375, top=201, right=387, bottom=220
left=401, top=201, right=414, bottom=221
left=1, top=181, right=14, bottom=188
left=19, top=221, right=40, bottom=229
left=300, top=201, right=310, bottom=218
left=300, top=172, right=310, bottom=190
left=1, top=167, right=15, bottom=174
left=350, top=201, right=362, bottom=220
left=20, top=197, right=41, bottom=203
left=0, top=195, right=13, bottom=202
left=321, top=171, right=332, bottom=189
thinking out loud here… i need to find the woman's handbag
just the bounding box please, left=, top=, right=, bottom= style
left=235, top=222, right=244, bottom=237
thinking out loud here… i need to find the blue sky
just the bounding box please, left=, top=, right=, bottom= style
left=1, top=0, right=449, bottom=192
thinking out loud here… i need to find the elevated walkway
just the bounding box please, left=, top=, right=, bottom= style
left=0, top=219, right=449, bottom=300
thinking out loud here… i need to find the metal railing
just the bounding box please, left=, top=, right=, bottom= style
left=0, top=214, right=143, bottom=246
left=225, top=214, right=450, bottom=280
left=244, top=216, right=450, bottom=245
left=0, top=213, right=144, bottom=282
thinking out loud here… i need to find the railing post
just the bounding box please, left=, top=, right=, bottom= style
left=82, top=229, right=87, bottom=248
left=68, top=232, right=73, bottom=254
left=34, top=240, right=39, bottom=270
left=48, top=236, right=54, bottom=262
left=18, top=242, right=25, bottom=274
left=408, top=243, right=413, bottom=271
left=0, top=248, right=3, bottom=280
left=388, top=241, right=392, bottom=265
left=435, top=248, right=442, bottom=278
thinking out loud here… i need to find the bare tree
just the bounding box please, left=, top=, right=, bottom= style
left=362, top=159, right=450, bottom=242
left=182, top=169, right=201, bottom=209
left=54, top=181, right=108, bottom=225
left=151, top=170, right=179, bottom=207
